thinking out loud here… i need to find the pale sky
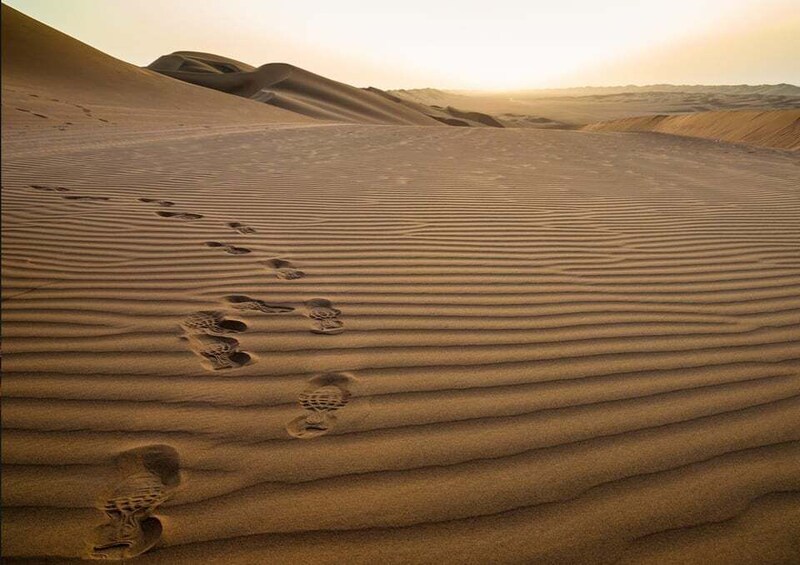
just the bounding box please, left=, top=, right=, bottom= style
left=5, top=0, right=800, bottom=90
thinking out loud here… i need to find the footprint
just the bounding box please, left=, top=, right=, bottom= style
left=62, top=195, right=110, bottom=201
left=184, top=333, right=251, bottom=370
left=310, top=318, right=344, bottom=335
left=304, top=298, right=344, bottom=335
left=138, top=198, right=175, bottom=207
left=29, top=184, right=69, bottom=192
left=89, top=445, right=180, bottom=560
left=180, top=311, right=252, bottom=370
left=286, top=374, right=354, bottom=439
left=224, top=294, right=294, bottom=314
left=227, top=222, right=256, bottom=234
left=265, top=258, right=305, bottom=280
left=205, top=241, right=251, bottom=255
left=156, top=211, right=203, bottom=220
left=181, top=311, right=247, bottom=334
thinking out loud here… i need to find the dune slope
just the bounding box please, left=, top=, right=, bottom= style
left=585, top=109, right=800, bottom=150
left=1, top=5, right=311, bottom=130
left=364, top=87, right=501, bottom=127
left=148, top=52, right=441, bottom=126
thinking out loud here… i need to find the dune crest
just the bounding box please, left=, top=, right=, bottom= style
left=0, top=5, right=311, bottom=132
left=583, top=109, right=800, bottom=150
left=148, top=52, right=442, bottom=125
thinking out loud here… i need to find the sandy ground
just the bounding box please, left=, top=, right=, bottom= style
left=3, top=116, right=800, bottom=563
left=3, top=4, right=800, bottom=564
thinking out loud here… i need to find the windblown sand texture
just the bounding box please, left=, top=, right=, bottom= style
left=2, top=4, right=800, bottom=564
left=583, top=109, right=800, bottom=150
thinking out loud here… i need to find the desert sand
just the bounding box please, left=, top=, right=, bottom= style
left=2, top=4, right=800, bottom=564
left=583, top=109, right=800, bottom=151
left=392, top=85, right=800, bottom=130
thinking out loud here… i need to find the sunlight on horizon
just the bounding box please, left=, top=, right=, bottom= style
left=5, top=0, right=799, bottom=90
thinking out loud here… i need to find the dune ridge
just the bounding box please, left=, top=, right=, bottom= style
left=583, top=109, right=800, bottom=150
left=148, top=52, right=442, bottom=125
left=364, top=88, right=504, bottom=127
left=0, top=5, right=311, bottom=131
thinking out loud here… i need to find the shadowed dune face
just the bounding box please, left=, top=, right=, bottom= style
left=364, top=87, right=505, bottom=128
left=148, top=52, right=443, bottom=126
left=151, top=51, right=258, bottom=74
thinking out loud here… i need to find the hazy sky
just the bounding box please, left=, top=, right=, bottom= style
left=6, top=0, right=800, bottom=90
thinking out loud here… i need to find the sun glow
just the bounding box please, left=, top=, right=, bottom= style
left=5, top=0, right=798, bottom=90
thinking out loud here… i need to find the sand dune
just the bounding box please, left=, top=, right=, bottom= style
left=364, top=87, right=503, bottom=127
left=0, top=5, right=312, bottom=134
left=489, top=83, right=800, bottom=98
left=392, top=87, right=800, bottom=126
left=148, top=52, right=441, bottom=125
left=584, top=109, right=800, bottom=150
left=3, top=6, right=800, bottom=564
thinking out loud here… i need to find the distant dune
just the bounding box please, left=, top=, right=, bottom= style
left=0, top=5, right=310, bottom=130
left=391, top=87, right=800, bottom=127
left=364, top=87, right=503, bottom=127
left=148, top=52, right=442, bottom=126
left=584, top=109, right=800, bottom=150
left=492, top=84, right=800, bottom=98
